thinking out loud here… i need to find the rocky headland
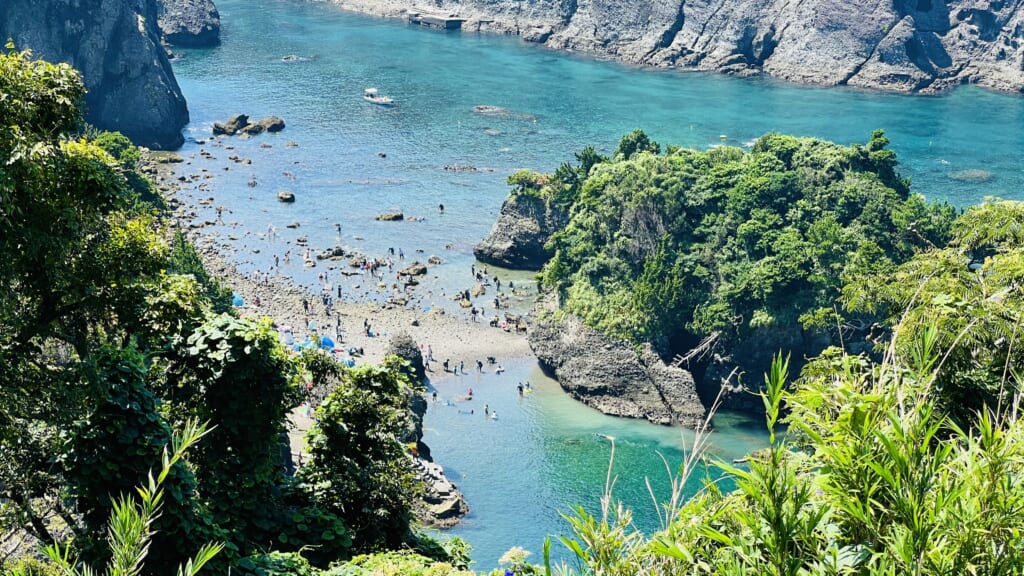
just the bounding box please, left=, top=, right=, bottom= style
left=473, top=192, right=567, bottom=268
left=0, top=0, right=190, bottom=149
left=329, top=0, right=1024, bottom=94
left=475, top=191, right=710, bottom=426
left=530, top=309, right=706, bottom=427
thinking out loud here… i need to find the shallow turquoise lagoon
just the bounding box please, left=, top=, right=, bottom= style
left=169, top=0, right=1024, bottom=567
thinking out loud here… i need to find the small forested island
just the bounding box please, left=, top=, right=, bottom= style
left=4, top=45, right=1024, bottom=576
left=479, top=128, right=960, bottom=422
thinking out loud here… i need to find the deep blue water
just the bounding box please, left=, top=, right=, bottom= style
left=168, top=0, right=1024, bottom=568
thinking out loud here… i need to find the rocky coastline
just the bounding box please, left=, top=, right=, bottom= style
left=156, top=0, right=221, bottom=47
left=327, top=0, right=1024, bottom=95
left=473, top=193, right=567, bottom=269
left=474, top=187, right=710, bottom=427
left=530, top=309, right=707, bottom=428
left=0, top=0, right=190, bottom=149
left=141, top=152, right=532, bottom=528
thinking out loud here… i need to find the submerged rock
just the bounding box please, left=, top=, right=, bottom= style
left=949, top=169, right=994, bottom=182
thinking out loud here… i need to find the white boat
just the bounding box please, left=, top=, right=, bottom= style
left=363, top=87, right=394, bottom=106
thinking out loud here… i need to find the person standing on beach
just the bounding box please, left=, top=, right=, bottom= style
left=303, top=298, right=309, bottom=314
left=459, top=361, right=465, bottom=374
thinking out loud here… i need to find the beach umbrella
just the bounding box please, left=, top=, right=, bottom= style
left=232, top=294, right=245, bottom=306
left=320, top=336, right=335, bottom=349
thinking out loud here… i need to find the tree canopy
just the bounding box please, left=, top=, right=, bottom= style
left=534, top=130, right=955, bottom=361
left=0, top=46, right=441, bottom=575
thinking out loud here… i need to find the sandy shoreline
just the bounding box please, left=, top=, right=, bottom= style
left=146, top=150, right=534, bottom=371
left=146, top=145, right=535, bottom=526
left=199, top=246, right=532, bottom=366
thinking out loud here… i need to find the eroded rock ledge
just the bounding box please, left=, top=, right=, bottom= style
left=329, top=0, right=1024, bottom=94
left=474, top=193, right=568, bottom=269
left=529, top=310, right=706, bottom=428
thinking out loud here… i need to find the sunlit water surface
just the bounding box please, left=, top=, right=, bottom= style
left=169, top=0, right=1024, bottom=567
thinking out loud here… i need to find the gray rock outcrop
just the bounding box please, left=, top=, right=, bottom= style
left=0, top=0, right=190, bottom=149
left=387, top=332, right=427, bottom=383
left=155, top=0, right=221, bottom=47
left=213, top=114, right=286, bottom=137
left=331, top=0, right=1024, bottom=94
left=530, top=311, right=706, bottom=427
left=474, top=193, right=568, bottom=269
left=398, top=352, right=469, bottom=527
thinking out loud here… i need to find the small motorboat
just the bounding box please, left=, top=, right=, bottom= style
left=363, top=87, right=394, bottom=106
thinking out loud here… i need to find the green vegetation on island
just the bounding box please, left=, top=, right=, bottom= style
left=534, top=129, right=956, bottom=352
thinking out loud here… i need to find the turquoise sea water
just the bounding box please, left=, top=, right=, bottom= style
left=168, top=0, right=1024, bottom=568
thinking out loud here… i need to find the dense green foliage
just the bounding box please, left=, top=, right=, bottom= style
left=537, top=130, right=955, bottom=351
left=1, top=45, right=173, bottom=557
left=91, top=131, right=140, bottom=169
left=299, top=356, right=421, bottom=551
left=167, top=231, right=233, bottom=313
left=0, top=47, right=430, bottom=575
left=64, top=346, right=215, bottom=569
left=843, top=199, right=1024, bottom=424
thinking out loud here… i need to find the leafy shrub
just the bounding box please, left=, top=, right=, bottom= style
left=299, top=357, right=421, bottom=551
left=325, top=550, right=473, bottom=576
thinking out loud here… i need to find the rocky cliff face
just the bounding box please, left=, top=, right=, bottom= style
left=530, top=309, right=706, bottom=427
left=474, top=193, right=568, bottom=269
left=155, top=0, right=221, bottom=47
left=332, top=0, right=1024, bottom=93
left=0, top=0, right=189, bottom=149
